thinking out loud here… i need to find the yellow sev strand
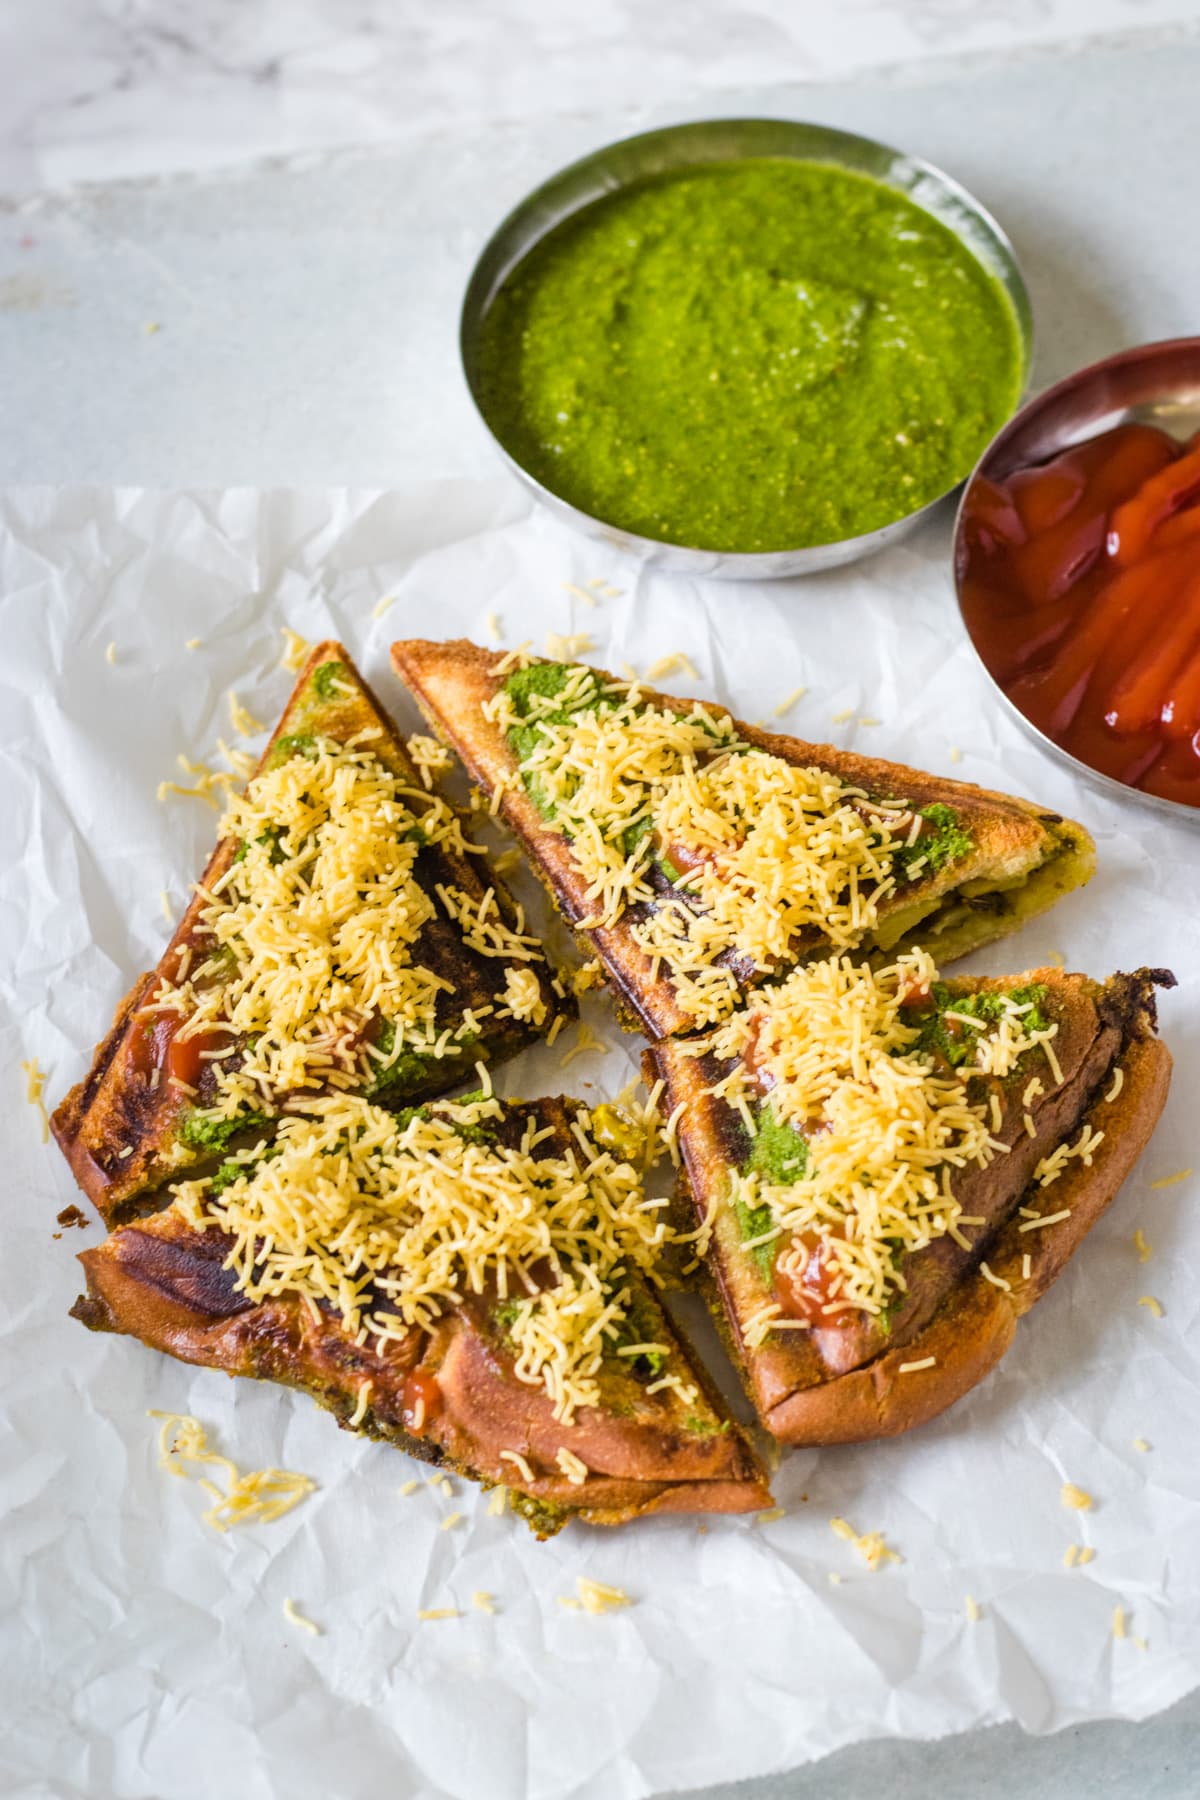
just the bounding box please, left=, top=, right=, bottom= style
left=21, top=1058, right=50, bottom=1144
left=148, top=1412, right=316, bottom=1531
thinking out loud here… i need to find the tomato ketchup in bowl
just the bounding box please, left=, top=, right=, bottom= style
left=954, top=338, right=1200, bottom=817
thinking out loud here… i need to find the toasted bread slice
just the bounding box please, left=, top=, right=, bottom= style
left=648, top=964, right=1172, bottom=1444
left=70, top=1095, right=771, bottom=1533
left=391, top=639, right=1095, bottom=1038
left=52, top=643, right=572, bottom=1225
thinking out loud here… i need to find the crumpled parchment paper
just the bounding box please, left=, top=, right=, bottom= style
left=3, top=480, right=1198, bottom=1800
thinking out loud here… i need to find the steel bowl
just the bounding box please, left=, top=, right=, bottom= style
left=952, top=336, right=1200, bottom=824
left=460, top=117, right=1033, bottom=581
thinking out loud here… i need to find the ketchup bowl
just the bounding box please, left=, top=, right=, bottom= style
left=954, top=337, right=1200, bottom=822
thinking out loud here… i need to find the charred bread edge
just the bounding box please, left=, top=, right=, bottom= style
left=390, top=638, right=1095, bottom=1038
left=70, top=1252, right=769, bottom=1536
left=677, top=970, right=1174, bottom=1446
left=51, top=641, right=569, bottom=1221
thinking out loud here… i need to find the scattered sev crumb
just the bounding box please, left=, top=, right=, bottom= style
left=105, top=641, right=117, bottom=665
left=555, top=1447, right=589, bottom=1487
left=1022, top=1253, right=1032, bottom=1280
left=228, top=690, right=265, bottom=738
left=1112, top=1606, right=1127, bottom=1640
left=1061, top=1483, right=1094, bottom=1512
left=1133, top=1437, right=1151, bottom=1453
left=417, top=1608, right=460, bottom=1622
left=897, top=1355, right=937, bottom=1374
left=21, top=1059, right=49, bottom=1143
left=1133, top=1228, right=1152, bottom=1262
left=978, top=1261, right=1011, bottom=1291
left=643, top=651, right=700, bottom=683
left=618, top=660, right=639, bottom=682
left=1077, top=1546, right=1096, bottom=1566
left=570, top=957, right=605, bottom=996
left=1150, top=1167, right=1191, bottom=1190
left=487, top=1487, right=508, bottom=1517
left=144, top=321, right=161, bottom=335
left=858, top=715, right=882, bottom=728
left=546, top=630, right=595, bottom=661
left=406, top=733, right=453, bottom=790
left=484, top=610, right=502, bottom=643
left=372, top=594, right=396, bottom=621
left=282, top=1597, right=321, bottom=1637
left=965, top=1595, right=982, bottom=1623
left=440, top=1511, right=462, bottom=1532
left=160, top=889, right=174, bottom=924
left=772, top=685, right=808, bottom=717
left=1105, top=1066, right=1125, bottom=1104
left=279, top=628, right=311, bottom=672
left=348, top=1382, right=372, bottom=1428
left=1137, top=1295, right=1165, bottom=1318
left=147, top=1411, right=315, bottom=1531
left=830, top=1517, right=900, bottom=1569
left=948, top=746, right=963, bottom=764
left=561, top=582, right=598, bottom=608
left=830, top=706, right=856, bottom=724
left=398, top=1479, right=420, bottom=1497
left=755, top=1507, right=786, bottom=1525
left=1045, top=950, right=1066, bottom=969
left=1063, top=1544, right=1078, bottom=1568
left=185, top=636, right=202, bottom=651
left=559, top=1021, right=607, bottom=1068
left=426, top=1473, right=454, bottom=1497
left=472, top=1591, right=496, bottom=1615
left=828, top=1571, right=843, bottom=1585
left=499, top=1449, right=534, bottom=1485
left=558, top=1576, right=632, bottom=1615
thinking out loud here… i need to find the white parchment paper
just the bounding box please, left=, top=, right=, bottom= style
left=3, top=481, right=1198, bottom=1800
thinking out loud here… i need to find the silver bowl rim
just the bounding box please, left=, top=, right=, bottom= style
left=952, top=333, right=1200, bottom=826
left=459, top=115, right=1034, bottom=581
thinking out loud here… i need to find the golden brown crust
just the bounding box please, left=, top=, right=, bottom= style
left=70, top=1098, right=772, bottom=1530
left=51, top=641, right=572, bottom=1224
left=390, top=637, right=1095, bottom=1037
left=651, top=968, right=1173, bottom=1445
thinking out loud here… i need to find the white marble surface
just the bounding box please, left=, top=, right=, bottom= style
left=4, top=6, right=1200, bottom=1799
left=1, top=0, right=1199, bottom=195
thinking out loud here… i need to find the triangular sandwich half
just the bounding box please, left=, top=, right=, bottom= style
left=391, top=639, right=1095, bottom=1038
left=647, top=952, right=1172, bottom=1443
left=52, top=642, right=573, bottom=1225
left=70, top=1089, right=771, bottom=1534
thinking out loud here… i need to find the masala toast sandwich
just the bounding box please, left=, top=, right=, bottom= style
left=648, top=951, right=1173, bottom=1444
left=52, top=643, right=572, bottom=1225
left=391, top=640, right=1095, bottom=1037
left=70, top=1088, right=771, bottom=1534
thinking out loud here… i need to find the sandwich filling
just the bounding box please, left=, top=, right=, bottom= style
left=167, top=1085, right=700, bottom=1424
left=691, top=948, right=1076, bottom=1345
left=144, top=728, right=547, bottom=1153
left=485, top=659, right=976, bottom=1026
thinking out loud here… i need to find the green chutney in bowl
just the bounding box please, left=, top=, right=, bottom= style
left=469, top=142, right=1027, bottom=567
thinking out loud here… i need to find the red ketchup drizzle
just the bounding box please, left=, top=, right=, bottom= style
left=958, top=422, right=1200, bottom=806
left=774, top=1232, right=846, bottom=1327
left=401, top=1369, right=443, bottom=1435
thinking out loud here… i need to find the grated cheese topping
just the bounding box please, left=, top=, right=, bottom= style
left=149, top=732, right=543, bottom=1132
left=280, top=629, right=312, bottom=672
left=1061, top=1482, right=1093, bottom=1511
left=169, top=1090, right=697, bottom=1427
left=282, top=1596, right=321, bottom=1636
left=485, top=665, right=941, bottom=1027
left=405, top=733, right=454, bottom=790
left=148, top=1411, right=315, bottom=1531
left=21, top=1057, right=50, bottom=1144
left=699, top=949, right=1054, bottom=1323
left=830, top=1516, right=900, bottom=1570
